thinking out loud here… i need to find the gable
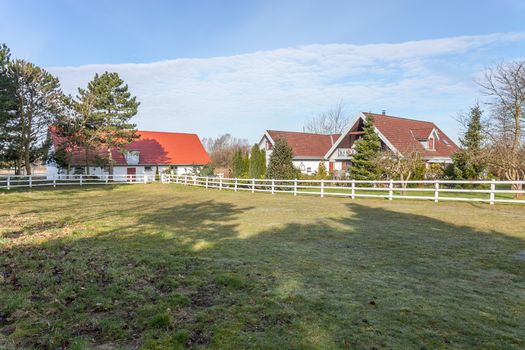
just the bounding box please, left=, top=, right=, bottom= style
left=326, top=112, right=458, bottom=159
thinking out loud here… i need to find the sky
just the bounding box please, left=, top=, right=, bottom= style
left=1, top=0, right=525, bottom=142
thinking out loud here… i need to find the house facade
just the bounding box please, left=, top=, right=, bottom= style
left=47, top=130, right=211, bottom=178
left=259, top=112, right=458, bottom=175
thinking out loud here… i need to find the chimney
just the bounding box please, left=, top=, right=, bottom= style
left=381, top=109, right=386, bottom=115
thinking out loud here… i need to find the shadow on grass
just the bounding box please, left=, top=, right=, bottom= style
left=1, top=198, right=524, bottom=349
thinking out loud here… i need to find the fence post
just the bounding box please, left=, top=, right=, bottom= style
left=490, top=179, right=495, bottom=205
left=389, top=179, right=393, bottom=200
left=144, top=174, right=148, bottom=184
left=434, top=181, right=439, bottom=203
left=294, top=178, right=297, bottom=196
left=206, top=176, right=209, bottom=189
left=234, top=178, right=238, bottom=192
left=219, top=177, right=223, bottom=190
left=193, top=176, right=197, bottom=185
left=272, top=179, right=275, bottom=194
left=252, top=179, right=255, bottom=193
left=320, top=179, right=324, bottom=198
left=53, top=175, right=56, bottom=188
left=105, top=175, right=109, bottom=185
left=185, top=175, right=188, bottom=185
left=80, top=175, right=83, bottom=186
left=29, top=175, right=32, bottom=188
left=351, top=180, right=355, bottom=199
left=7, top=176, right=10, bottom=190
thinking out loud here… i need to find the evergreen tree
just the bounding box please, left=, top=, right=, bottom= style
left=349, top=115, right=382, bottom=180
left=0, top=44, right=17, bottom=169
left=86, top=72, right=140, bottom=174
left=231, top=149, right=246, bottom=177
left=249, top=144, right=266, bottom=178
left=449, top=105, right=485, bottom=180
left=7, top=59, right=65, bottom=174
left=266, top=138, right=297, bottom=179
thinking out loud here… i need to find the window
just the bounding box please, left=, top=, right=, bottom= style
left=299, top=162, right=306, bottom=171
left=266, top=141, right=272, bottom=150
left=307, top=167, right=312, bottom=173
left=144, top=166, right=152, bottom=171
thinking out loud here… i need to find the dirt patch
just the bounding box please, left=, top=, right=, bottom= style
left=190, top=282, right=221, bottom=308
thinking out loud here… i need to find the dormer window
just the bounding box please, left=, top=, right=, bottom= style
left=124, top=150, right=140, bottom=165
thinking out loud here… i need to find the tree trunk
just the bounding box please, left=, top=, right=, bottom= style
left=512, top=183, right=523, bottom=200
left=108, top=148, right=114, bottom=175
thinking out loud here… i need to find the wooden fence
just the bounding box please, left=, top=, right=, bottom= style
left=161, top=174, right=525, bottom=205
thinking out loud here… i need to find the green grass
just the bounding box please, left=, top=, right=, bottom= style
left=1, top=184, right=524, bottom=349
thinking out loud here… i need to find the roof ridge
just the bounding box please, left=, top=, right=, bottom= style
left=267, top=129, right=338, bottom=136
left=138, top=130, right=198, bottom=136
left=363, top=112, right=435, bottom=125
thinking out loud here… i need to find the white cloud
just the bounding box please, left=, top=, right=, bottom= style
left=48, top=32, right=525, bottom=142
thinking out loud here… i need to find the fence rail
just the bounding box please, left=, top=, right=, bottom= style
left=0, top=174, right=154, bottom=189
left=161, top=174, right=525, bottom=205
left=2, top=173, right=524, bottom=205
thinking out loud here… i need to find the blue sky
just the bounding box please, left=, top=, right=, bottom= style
left=1, top=0, right=525, bottom=142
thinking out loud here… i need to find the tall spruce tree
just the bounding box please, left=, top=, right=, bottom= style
left=448, top=105, right=485, bottom=180
left=249, top=144, right=266, bottom=178
left=87, top=72, right=139, bottom=174
left=266, top=138, right=297, bottom=179
left=349, top=115, right=382, bottom=180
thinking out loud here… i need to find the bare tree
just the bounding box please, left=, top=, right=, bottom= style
left=374, top=149, right=425, bottom=195
left=304, top=101, right=350, bottom=134
left=201, top=133, right=249, bottom=168
left=479, top=60, right=525, bottom=198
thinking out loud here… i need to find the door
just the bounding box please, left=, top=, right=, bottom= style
left=127, top=167, right=136, bottom=182
left=329, top=161, right=334, bottom=173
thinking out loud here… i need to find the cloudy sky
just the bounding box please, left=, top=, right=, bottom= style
left=2, top=0, right=525, bottom=142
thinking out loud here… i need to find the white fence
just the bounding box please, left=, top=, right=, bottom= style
left=0, top=174, right=154, bottom=189
left=2, top=173, right=524, bottom=205
left=161, top=174, right=525, bottom=205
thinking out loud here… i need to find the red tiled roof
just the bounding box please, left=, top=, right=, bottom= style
left=50, top=129, right=210, bottom=166
left=267, top=130, right=340, bottom=158
left=363, top=112, right=458, bottom=158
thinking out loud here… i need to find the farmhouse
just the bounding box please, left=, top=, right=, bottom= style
left=48, top=130, right=211, bottom=177
left=258, top=111, right=458, bottom=175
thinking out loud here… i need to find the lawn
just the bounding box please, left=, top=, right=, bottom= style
left=1, top=184, right=524, bottom=349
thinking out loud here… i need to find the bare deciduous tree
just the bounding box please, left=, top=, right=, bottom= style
left=304, top=101, right=350, bottom=134
left=479, top=60, right=525, bottom=198
left=374, top=149, right=425, bottom=195
left=201, top=133, right=249, bottom=168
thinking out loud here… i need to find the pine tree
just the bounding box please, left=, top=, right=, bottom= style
left=266, top=138, right=297, bottom=179
left=349, top=115, right=382, bottom=180
left=8, top=59, right=64, bottom=174
left=87, top=72, right=140, bottom=174
left=449, top=105, right=485, bottom=180
left=0, top=43, right=17, bottom=169
left=249, top=144, right=266, bottom=178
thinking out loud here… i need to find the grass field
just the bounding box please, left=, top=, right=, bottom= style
left=1, top=184, right=524, bottom=349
